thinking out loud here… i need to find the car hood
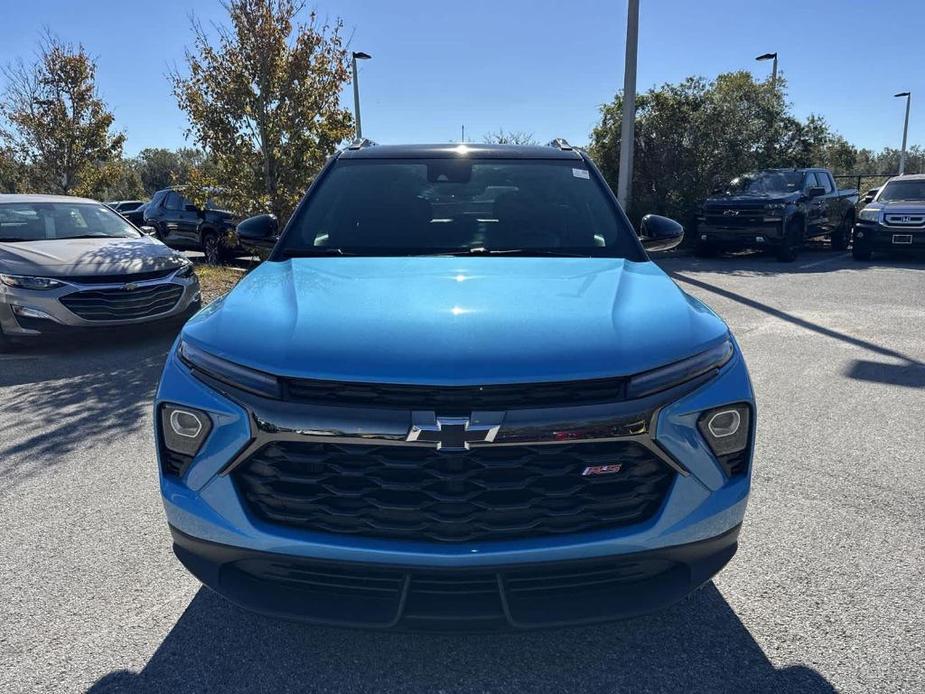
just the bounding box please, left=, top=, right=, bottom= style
left=869, top=201, right=925, bottom=213
left=0, top=235, right=183, bottom=277
left=182, top=257, right=729, bottom=385
left=705, top=192, right=798, bottom=206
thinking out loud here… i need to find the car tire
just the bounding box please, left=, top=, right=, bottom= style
left=776, top=218, right=802, bottom=262
left=831, top=213, right=852, bottom=251
left=693, top=241, right=718, bottom=258
left=202, top=230, right=226, bottom=266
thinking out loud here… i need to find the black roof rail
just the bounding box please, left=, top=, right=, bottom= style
left=546, top=138, right=573, bottom=151
left=347, top=138, right=378, bottom=150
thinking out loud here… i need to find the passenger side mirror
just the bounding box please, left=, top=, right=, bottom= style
left=139, top=225, right=157, bottom=236
left=807, top=186, right=826, bottom=198
left=236, top=214, right=279, bottom=250
left=638, top=214, right=684, bottom=252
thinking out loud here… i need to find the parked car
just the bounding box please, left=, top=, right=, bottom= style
left=155, top=141, right=756, bottom=630
left=143, top=188, right=242, bottom=264
left=123, top=201, right=149, bottom=227
left=853, top=174, right=925, bottom=260
left=105, top=199, right=145, bottom=214
left=0, top=195, right=200, bottom=350
left=697, top=168, right=859, bottom=261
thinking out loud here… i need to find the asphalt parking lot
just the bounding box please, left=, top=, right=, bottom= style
left=1, top=247, right=923, bottom=693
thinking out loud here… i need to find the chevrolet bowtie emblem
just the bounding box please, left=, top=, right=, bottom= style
left=406, top=411, right=504, bottom=451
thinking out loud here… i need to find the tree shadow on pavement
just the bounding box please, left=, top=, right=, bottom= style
left=0, top=327, right=177, bottom=490
left=89, top=584, right=834, bottom=693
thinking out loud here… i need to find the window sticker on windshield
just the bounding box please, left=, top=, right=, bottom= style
left=572, top=168, right=590, bottom=179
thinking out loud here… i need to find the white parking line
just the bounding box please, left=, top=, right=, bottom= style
left=798, top=252, right=849, bottom=270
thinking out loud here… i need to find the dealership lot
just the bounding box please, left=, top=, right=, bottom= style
left=1, top=249, right=923, bottom=694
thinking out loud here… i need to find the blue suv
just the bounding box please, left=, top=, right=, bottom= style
left=155, top=141, right=755, bottom=630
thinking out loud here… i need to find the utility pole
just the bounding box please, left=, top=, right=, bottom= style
left=895, top=92, right=911, bottom=175
left=616, top=0, right=639, bottom=210
left=351, top=51, right=372, bottom=140
left=461, top=124, right=465, bottom=143
left=756, top=52, right=778, bottom=88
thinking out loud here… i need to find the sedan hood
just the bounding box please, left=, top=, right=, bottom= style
left=0, top=235, right=183, bottom=277
left=183, top=257, right=729, bottom=384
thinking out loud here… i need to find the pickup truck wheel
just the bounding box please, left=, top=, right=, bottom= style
left=202, top=231, right=226, bottom=266
left=831, top=214, right=852, bottom=251
left=693, top=241, right=718, bottom=258
left=776, top=219, right=802, bottom=262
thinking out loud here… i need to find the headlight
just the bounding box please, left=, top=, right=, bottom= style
left=765, top=203, right=785, bottom=211
left=174, top=258, right=195, bottom=279
left=178, top=338, right=281, bottom=398
left=627, top=339, right=734, bottom=399
left=858, top=207, right=880, bottom=222
left=0, top=274, right=66, bottom=290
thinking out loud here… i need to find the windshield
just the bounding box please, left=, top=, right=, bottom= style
left=877, top=180, right=925, bottom=202
left=0, top=202, right=141, bottom=242
left=726, top=171, right=803, bottom=195
left=278, top=158, right=640, bottom=258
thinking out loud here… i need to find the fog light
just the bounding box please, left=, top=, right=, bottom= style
left=11, top=305, right=56, bottom=321
left=707, top=409, right=741, bottom=438
left=160, top=403, right=212, bottom=457
left=698, top=403, right=750, bottom=457
left=856, top=231, right=864, bottom=239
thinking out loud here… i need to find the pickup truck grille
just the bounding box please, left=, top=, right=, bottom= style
left=703, top=205, right=768, bottom=228
left=60, top=283, right=182, bottom=321
left=282, top=376, right=627, bottom=409
left=233, top=440, right=674, bottom=543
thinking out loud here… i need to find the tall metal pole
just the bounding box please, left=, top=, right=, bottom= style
left=616, top=0, right=639, bottom=211
left=771, top=54, right=778, bottom=88
left=352, top=55, right=362, bottom=140
left=898, top=93, right=911, bottom=175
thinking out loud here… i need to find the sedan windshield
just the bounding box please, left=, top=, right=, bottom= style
left=0, top=202, right=141, bottom=242
left=727, top=171, right=803, bottom=195
left=278, top=158, right=641, bottom=258
left=878, top=180, right=925, bottom=202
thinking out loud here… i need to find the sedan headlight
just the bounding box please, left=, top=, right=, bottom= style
left=627, top=339, right=734, bottom=399
left=178, top=338, right=281, bottom=398
left=858, top=207, right=880, bottom=222
left=174, top=257, right=195, bottom=279
left=0, top=274, right=66, bottom=290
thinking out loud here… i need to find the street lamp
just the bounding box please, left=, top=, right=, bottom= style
left=756, top=52, right=778, bottom=87
left=351, top=51, right=372, bottom=140
left=616, top=0, right=639, bottom=210
left=895, top=92, right=911, bottom=175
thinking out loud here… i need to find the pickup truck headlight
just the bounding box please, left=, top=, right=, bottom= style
left=0, top=274, right=66, bottom=290
left=858, top=207, right=880, bottom=223
left=178, top=338, right=281, bottom=398
left=627, top=339, right=734, bottom=399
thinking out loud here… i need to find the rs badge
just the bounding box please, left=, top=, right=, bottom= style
left=581, top=464, right=623, bottom=476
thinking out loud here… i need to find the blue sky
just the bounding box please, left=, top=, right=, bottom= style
left=1, top=0, right=921, bottom=157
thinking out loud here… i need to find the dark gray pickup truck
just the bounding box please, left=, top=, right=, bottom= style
left=697, top=168, right=859, bottom=261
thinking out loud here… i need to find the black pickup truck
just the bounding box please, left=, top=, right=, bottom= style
left=697, top=168, right=859, bottom=261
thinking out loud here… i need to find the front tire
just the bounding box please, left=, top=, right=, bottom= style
left=776, top=218, right=802, bottom=262
left=202, top=230, right=226, bottom=266
left=831, top=213, right=853, bottom=251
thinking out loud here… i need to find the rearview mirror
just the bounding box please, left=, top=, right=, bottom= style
left=807, top=186, right=826, bottom=198
left=236, top=214, right=279, bottom=250
left=639, top=214, right=684, bottom=252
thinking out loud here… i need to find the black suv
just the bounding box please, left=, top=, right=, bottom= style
left=143, top=188, right=242, bottom=264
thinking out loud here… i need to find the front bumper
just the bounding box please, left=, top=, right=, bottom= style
left=854, top=222, right=925, bottom=252
left=0, top=272, right=201, bottom=338
left=156, top=341, right=755, bottom=628
left=697, top=222, right=785, bottom=248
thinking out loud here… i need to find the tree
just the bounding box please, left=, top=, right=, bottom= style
left=0, top=34, right=125, bottom=197
left=171, top=0, right=354, bottom=223
left=134, top=147, right=210, bottom=194
left=482, top=128, right=538, bottom=146
left=0, top=146, right=26, bottom=193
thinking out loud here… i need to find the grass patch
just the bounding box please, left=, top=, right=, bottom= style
left=195, top=264, right=246, bottom=304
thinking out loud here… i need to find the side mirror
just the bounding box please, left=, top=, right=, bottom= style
left=139, top=225, right=157, bottom=236
left=639, top=214, right=684, bottom=252
left=807, top=186, right=826, bottom=198
left=236, top=214, right=279, bottom=250
left=184, top=203, right=199, bottom=213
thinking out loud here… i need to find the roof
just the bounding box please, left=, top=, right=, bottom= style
left=0, top=194, right=100, bottom=204
left=885, top=173, right=925, bottom=181
left=338, top=143, right=583, bottom=160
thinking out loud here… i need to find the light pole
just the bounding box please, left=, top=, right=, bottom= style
left=756, top=52, right=778, bottom=87
left=351, top=51, right=372, bottom=140
left=616, top=0, right=639, bottom=211
left=895, top=91, right=911, bottom=175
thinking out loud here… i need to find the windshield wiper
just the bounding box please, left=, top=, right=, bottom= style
left=279, top=247, right=361, bottom=257
left=462, top=247, right=595, bottom=257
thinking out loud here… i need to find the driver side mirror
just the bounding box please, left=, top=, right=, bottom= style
left=139, top=225, right=157, bottom=236
left=807, top=186, right=826, bottom=198
left=236, top=214, right=279, bottom=250
left=638, top=214, right=684, bottom=252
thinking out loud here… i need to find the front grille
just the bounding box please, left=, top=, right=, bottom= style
left=66, top=268, right=178, bottom=284
left=883, top=213, right=925, bottom=228
left=282, top=376, right=627, bottom=409
left=233, top=440, right=674, bottom=542
left=60, top=283, right=182, bottom=321
left=704, top=206, right=768, bottom=227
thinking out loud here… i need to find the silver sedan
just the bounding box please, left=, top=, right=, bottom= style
left=0, top=194, right=201, bottom=350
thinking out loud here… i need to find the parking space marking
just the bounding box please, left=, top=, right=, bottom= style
left=797, top=252, right=849, bottom=270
